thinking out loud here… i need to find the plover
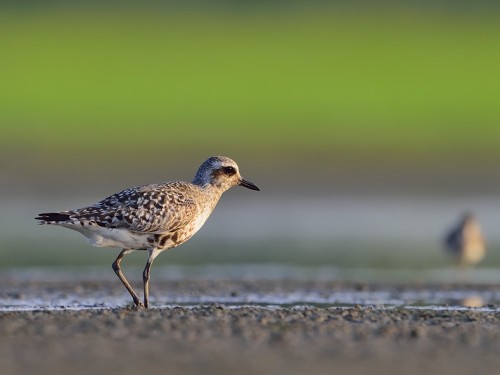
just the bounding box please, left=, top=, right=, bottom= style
left=444, top=212, right=486, bottom=268
left=36, top=156, right=260, bottom=308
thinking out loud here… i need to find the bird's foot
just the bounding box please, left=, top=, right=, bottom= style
left=132, top=298, right=145, bottom=308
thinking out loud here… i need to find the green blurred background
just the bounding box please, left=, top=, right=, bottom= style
left=1, top=1, right=499, bottom=280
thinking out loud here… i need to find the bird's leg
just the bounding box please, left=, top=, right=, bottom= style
left=143, top=248, right=161, bottom=308
left=112, top=249, right=143, bottom=307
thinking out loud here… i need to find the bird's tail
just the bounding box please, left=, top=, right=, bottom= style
left=35, top=212, right=71, bottom=224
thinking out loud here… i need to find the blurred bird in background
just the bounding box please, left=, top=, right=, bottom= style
left=444, top=212, right=486, bottom=269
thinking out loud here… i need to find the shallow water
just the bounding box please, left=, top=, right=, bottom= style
left=1, top=290, right=498, bottom=312
left=1, top=266, right=499, bottom=312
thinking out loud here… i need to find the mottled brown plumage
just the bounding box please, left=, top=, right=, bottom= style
left=36, top=156, right=260, bottom=308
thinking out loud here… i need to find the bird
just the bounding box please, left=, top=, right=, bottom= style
left=444, top=212, right=486, bottom=269
left=35, top=156, right=260, bottom=308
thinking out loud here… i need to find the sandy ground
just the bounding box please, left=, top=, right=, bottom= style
left=0, top=279, right=500, bottom=375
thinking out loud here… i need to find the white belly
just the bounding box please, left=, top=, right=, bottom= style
left=62, top=224, right=150, bottom=250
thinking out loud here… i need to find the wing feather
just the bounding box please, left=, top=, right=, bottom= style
left=70, top=182, right=199, bottom=234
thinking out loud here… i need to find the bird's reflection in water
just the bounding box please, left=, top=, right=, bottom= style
left=460, top=295, right=484, bottom=308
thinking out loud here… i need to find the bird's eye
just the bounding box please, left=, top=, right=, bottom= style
left=222, top=166, right=236, bottom=175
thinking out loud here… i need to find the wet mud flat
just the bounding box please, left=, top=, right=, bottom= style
left=1, top=279, right=500, bottom=375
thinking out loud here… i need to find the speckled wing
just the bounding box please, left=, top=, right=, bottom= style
left=71, top=182, right=199, bottom=234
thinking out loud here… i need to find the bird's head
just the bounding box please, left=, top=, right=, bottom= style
left=193, top=156, right=260, bottom=192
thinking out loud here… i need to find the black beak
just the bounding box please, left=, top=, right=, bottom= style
left=239, top=178, right=260, bottom=191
